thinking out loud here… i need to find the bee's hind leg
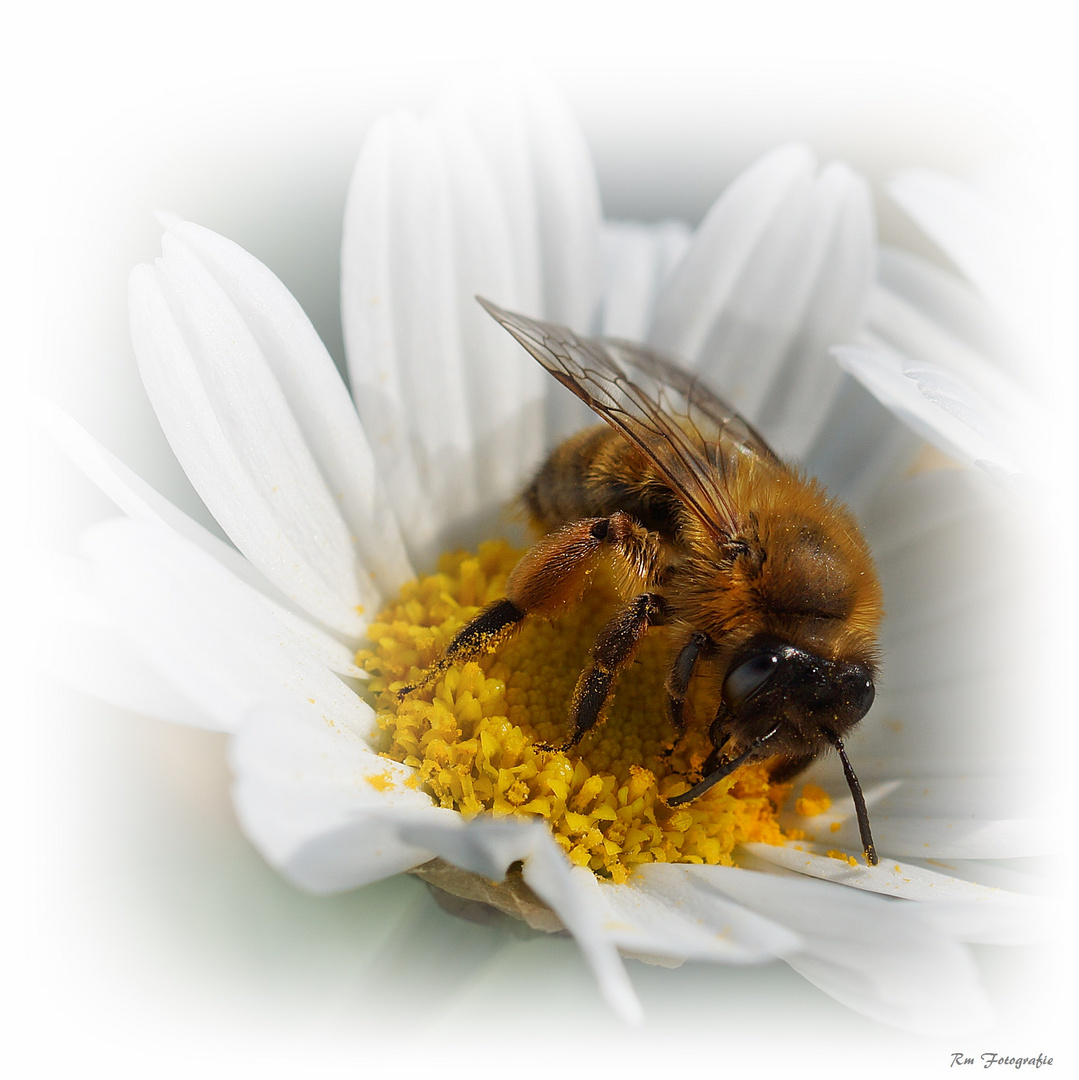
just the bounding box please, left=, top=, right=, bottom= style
left=540, top=592, right=668, bottom=752
left=399, top=511, right=658, bottom=699
left=397, top=598, right=526, bottom=698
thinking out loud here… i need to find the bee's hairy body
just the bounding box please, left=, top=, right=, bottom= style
left=400, top=300, right=884, bottom=864
left=528, top=423, right=878, bottom=668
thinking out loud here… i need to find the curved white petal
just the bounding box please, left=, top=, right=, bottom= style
left=778, top=768, right=1049, bottom=861
left=837, top=815, right=1047, bottom=861
left=649, top=144, right=816, bottom=360
left=84, top=518, right=370, bottom=738
left=866, top=254, right=1044, bottom=471
left=32, top=397, right=291, bottom=613
left=644, top=863, right=992, bottom=1034
left=877, top=246, right=1023, bottom=376
left=740, top=845, right=1050, bottom=945
left=235, top=700, right=642, bottom=1023
left=855, top=468, right=1035, bottom=789
left=599, top=220, right=691, bottom=341
left=435, top=75, right=605, bottom=448
left=341, top=111, right=550, bottom=567
left=800, top=375, right=919, bottom=514
left=888, top=169, right=1028, bottom=328
left=439, top=72, right=604, bottom=334
left=229, top=701, right=443, bottom=889
left=130, top=230, right=373, bottom=638
left=389, top=816, right=641, bottom=1022
left=593, top=865, right=802, bottom=964
left=166, top=222, right=414, bottom=599
left=650, top=146, right=873, bottom=460
left=836, top=344, right=1023, bottom=480
left=36, top=549, right=220, bottom=730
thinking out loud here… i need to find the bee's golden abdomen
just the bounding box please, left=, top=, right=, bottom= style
left=525, top=425, right=686, bottom=540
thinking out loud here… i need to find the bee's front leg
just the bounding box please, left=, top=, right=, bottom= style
left=542, top=591, right=668, bottom=752
left=701, top=708, right=734, bottom=776
left=664, top=630, right=713, bottom=744
left=398, top=512, right=658, bottom=698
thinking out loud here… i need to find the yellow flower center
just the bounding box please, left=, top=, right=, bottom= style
left=358, top=540, right=812, bottom=885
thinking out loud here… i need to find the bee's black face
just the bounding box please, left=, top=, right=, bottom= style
left=722, top=639, right=875, bottom=746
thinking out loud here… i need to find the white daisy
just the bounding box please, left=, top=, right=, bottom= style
left=41, top=78, right=1052, bottom=1036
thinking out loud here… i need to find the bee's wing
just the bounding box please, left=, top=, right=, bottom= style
left=480, top=299, right=782, bottom=542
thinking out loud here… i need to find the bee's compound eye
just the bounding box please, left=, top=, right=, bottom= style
left=849, top=667, right=875, bottom=718
left=723, top=651, right=779, bottom=708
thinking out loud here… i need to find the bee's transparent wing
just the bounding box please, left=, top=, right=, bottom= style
left=479, top=298, right=782, bottom=542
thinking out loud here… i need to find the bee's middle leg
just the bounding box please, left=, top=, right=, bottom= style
left=543, top=591, right=668, bottom=752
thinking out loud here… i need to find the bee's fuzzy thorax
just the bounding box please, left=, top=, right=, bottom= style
left=669, top=457, right=883, bottom=671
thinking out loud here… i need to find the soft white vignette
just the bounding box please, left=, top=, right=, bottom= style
left=16, top=4, right=1076, bottom=1077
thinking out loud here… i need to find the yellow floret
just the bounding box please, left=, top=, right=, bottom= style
left=357, top=540, right=793, bottom=884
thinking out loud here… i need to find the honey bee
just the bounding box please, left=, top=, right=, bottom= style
left=401, top=298, right=884, bottom=865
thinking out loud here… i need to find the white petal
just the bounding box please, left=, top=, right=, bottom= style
left=441, top=72, right=603, bottom=332
left=853, top=467, right=1035, bottom=785
left=867, top=278, right=1043, bottom=460
left=649, top=147, right=873, bottom=460
left=840, top=815, right=1048, bottom=860
left=391, top=816, right=641, bottom=1023
left=596, top=866, right=802, bottom=964
left=888, top=169, right=1028, bottom=327
left=130, top=234, right=369, bottom=638
left=599, top=219, right=691, bottom=340
left=785, top=765, right=1045, bottom=864
left=740, top=845, right=1050, bottom=945
left=649, top=144, right=816, bottom=360
left=877, top=246, right=1023, bottom=376
left=228, top=701, right=443, bottom=890
left=753, top=163, right=874, bottom=456
left=799, top=375, right=919, bottom=514
left=647, top=863, right=992, bottom=1034
left=341, top=111, right=548, bottom=567
left=836, top=343, right=1023, bottom=478
left=166, top=221, right=414, bottom=599
left=84, top=518, right=370, bottom=738
left=35, top=548, right=220, bottom=730
left=32, top=396, right=291, bottom=613
left=440, top=75, right=606, bottom=447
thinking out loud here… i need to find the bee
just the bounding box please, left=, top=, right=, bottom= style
left=401, top=298, right=884, bottom=865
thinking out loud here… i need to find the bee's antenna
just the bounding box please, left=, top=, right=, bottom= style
left=823, top=729, right=879, bottom=866
left=667, top=724, right=780, bottom=807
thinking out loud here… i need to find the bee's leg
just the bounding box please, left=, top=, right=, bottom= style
left=399, top=512, right=658, bottom=698
left=396, top=597, right=527, bottom=698
left=664, top=630, right=712, bottom=744
left=542, top=592, right=668, bottom=752
left=701, top=708, right=734, bottom=776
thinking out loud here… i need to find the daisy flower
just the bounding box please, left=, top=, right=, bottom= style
left=41, top=77, right=1052, bottom=1034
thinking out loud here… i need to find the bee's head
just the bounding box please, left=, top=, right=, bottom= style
left=720, top=635, right=875, bottom=751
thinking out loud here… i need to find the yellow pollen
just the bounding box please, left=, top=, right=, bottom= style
left=827, top=850, right=859, bottom=867
left=357, top=540, right=792, bottom=885
left=795, top=783, right=832, bottom=817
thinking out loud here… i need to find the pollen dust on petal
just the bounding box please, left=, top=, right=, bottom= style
left=794, top=783, right=832, bottom=817
left=356, top=539, right=792, bottom=885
